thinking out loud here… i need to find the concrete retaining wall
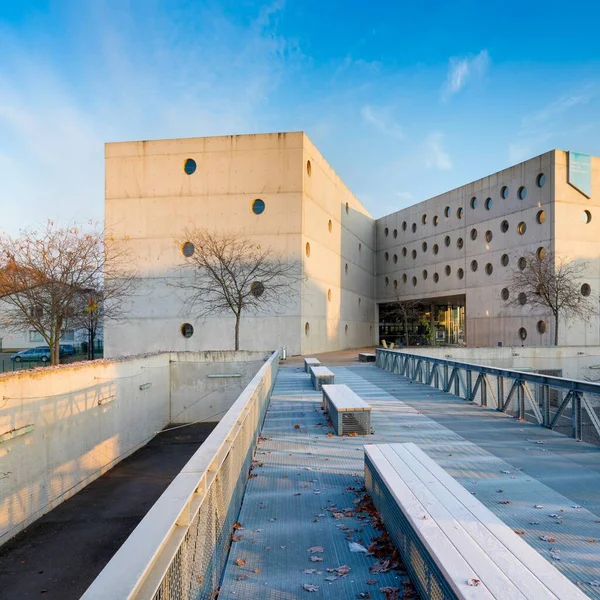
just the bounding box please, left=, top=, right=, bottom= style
left=0, top=350, right=269, bottom=546
left=397, top=345, right=600, bottom=380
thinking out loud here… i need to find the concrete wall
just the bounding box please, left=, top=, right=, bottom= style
left=105, top=132, right=376, bottom=357
left=300, top=135, right=376, bottom=354
left=393, top=345, right=600, bottom=380
left=105, top=133, right=304, bottom=357
left=0, top=350, right=267, bottom=546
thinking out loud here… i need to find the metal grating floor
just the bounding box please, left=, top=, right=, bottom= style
left=219, top=364, right=600, bottom=599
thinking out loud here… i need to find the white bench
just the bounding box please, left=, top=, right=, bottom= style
left=358, top=352, right=376, bottom=363
left=322, top=384, right=371, bottom=436
left=310, top=366, right=334, bottom=391
left=304, top=357, right=321, bottom=373
left=364, top=443, right=588, bottom=600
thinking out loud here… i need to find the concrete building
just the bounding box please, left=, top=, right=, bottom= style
left=377, top=150, right=600, bottom=347
left=105, top=134, right=600, bottom=355
left=105, top=133, right=376, bottom=357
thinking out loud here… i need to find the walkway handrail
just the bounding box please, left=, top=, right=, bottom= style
left=376, top=348, right=600, bottom=444
left=81, top=347, right=282, bottom=600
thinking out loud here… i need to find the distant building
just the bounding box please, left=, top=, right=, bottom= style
left=105, top=133, right=600, bottom=356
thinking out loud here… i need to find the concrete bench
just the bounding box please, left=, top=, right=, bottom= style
left=310, top=366, right=334, bottom=391
left=322, top=384, right=371, bottom=436
left=304, top=357, right=321, bottom=373
left=364, top=442, right=588, bottom=600
left=358, top=352, right=376, bottom=362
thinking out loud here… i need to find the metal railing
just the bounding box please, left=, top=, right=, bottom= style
left=376, top=349, right=600, bottom=445
left=81, top=347, right=281, bottom=600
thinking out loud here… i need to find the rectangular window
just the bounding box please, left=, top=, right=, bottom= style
left=29, top=331, right=44, bottom=342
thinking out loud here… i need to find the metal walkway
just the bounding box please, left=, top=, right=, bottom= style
left=219, top=363, right=600, bottom=599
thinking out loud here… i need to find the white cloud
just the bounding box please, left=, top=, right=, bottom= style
left=423, top=132, right=452, bottom=170
left=442, top=50, right=489, bottom=100
left=361, top=105, right=404, bottom=139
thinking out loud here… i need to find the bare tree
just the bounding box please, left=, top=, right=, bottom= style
left=385, top=295, right=425, bottom=347
left=172, top=230, right=301, bottom=351
left=505, top=250, right=596, bottom=345
left=0, top=222, right=137, bottom=365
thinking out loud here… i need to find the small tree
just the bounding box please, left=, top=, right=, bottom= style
left=172, top=230, right=301, bottom=351
left=387, top=295, right=424, bottom=347
left=505, top=251, right=596, bottom=345
left=0, top=222, right=136, bottom=365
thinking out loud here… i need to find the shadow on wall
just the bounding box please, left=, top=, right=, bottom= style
left=0, top=351, right=268, bottom=547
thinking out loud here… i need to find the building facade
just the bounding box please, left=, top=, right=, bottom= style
left=105, top=134, right=600, bottom=356
left=104, top=133, right=376, bottom=357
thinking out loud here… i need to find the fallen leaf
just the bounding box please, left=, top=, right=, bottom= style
left=550, top=548, right=561, bottom=561
left=307, top=546, right=324, bottom=553
left=380, top=586, right=400, bottom=600
left=534, top=505, right=544, bottom=509
left=325, top=576, right=337, bottom=582
left=499, top=500, right=511, bottom=505
left=327, top=433, right=334, bottom=437
left=303, top=569, right=318, bottom=574
left=309, top=556, right=323, bottom=562
left=235, top=575, right=248, bottom=581
left=358, top=593, right=371, bottom=599
left=303, top=584, right=319, bottom=592
left=231, top=535, right=243, bottom=542
left=514, top=530, right=525, bottom=535
left=233, top=522, right=243, bottom=530
left=467, top=578, right=481, bottom=587
left=294, top=424, right=301, bottom=429
left=349, top=542, right=368, bottom=553
left=253, top=569, right=260, bottom=574
left=540, top=536, right=556, bottom=542
left=235, top=558, right=246, bottom=566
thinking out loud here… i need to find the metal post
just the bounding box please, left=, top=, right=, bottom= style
left=497, top=376, right=504, bottom=411
left=572, top=392, right=582, bottom=441
left=481, top=375, right=487, bottom=407
left=443, top=365, right=448, bottom=391
left=466, top=370, right=472, bottom=401
left=518, top=382, right=525, bottom=420
left=542, top=385, right=550, bottom=427
left=454, top=368, right=460, bottom=396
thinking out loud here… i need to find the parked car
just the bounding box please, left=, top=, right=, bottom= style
left=11, top=347, right=51, bottom=363
left=60, top=344, right=76, bottom=356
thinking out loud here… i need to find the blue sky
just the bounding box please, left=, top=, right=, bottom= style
left=1, top=0, right=600, bottom=233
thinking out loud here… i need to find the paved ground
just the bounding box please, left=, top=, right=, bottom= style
left=0, top=423, right=216, bottom=600
left=219, top=362, right=600, bottom=599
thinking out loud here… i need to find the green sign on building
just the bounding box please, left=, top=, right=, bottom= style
left=568, top=151, right=591, bottom=198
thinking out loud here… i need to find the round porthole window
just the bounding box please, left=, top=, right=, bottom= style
left=422, top=269, right=428, bottom=280
left=305, top=322, right=310, bottom=336
left=181, top=323, right=194, bottom=338
left=501, top=288, right=509, bottom=301
left=183, top=159, right=197, bottom=175
left=412, top=276, right=417, bottom=286
left=345, top=202, right=349, bottom=214
left=501, top=253, right=509, bottom=267
left=422, top=241, right=428, bottom=252
left=385, top=252, right=389, bottom=262
left=471, top=260, right=478, bottom=272
left=393, top=254, right=398, bottom=263
left=433, top=215, right=439, bottom=226
left=412, top=223, right=417, bottom=233
left=250, top=281, right=265, bottom=297
left=518, top=257, right=527, bottom=270
left=422, top=214, right=428, bottom=225
left=433, top=272, right=439, bottom=283
left=252, top=199, right=266, bottom=214
left=445, top=265, right=451, bottom=276
left=485, top=230, right=492, bottom=243
left=537, top=321, right=547, bottom=334
left=393, top=229, right=398, bottom=238
left=536, top=247, right=546, bottom=260
left=327, top=289, right=331, bottom=301
left=518, top=292, right=527, bottom=305
left=386, top=276, right=390, bottom=287
left=485, top=263, right=493, bottom=275
left=345, top=324, right=348, bottom=335
left=433, top=244, right=439, bottom=255
left=385, top=227, right=389, bottom=236
left=445, top=235, right=451, bottom=247
left=518, top=327, right=527, bottom=341
left=457, top=237, right=464, bottom=249
left=393, top=280, right=398, bottom=290
left=402, top=274, right=407, bottom=283
left=402, top=221, right=407, bottom=231
left=582, top=283, right=591, bottom=297
left=328, top=219, right=332, bottom=232
left=470, top=228, right=478, bottom=241
left=306, top=242, right=310, bottom=257
left=470, top=197, right=477, bottom=209
left=402, top=247, right=407, bottom=257
left=345, top=263, right=348, bottom=275
left=583, top=210, right=592, bottom=224
left=444, top=206, right=451, bottom=218
left=517, top=221, right=527, bottom=235
left=501, top=186, right=509, bottom=199
left=412, top=249, right=417, bottom=259
left=457, top=268, right=464, bottom=280
left=537, top=173, right=546, bottom=188
left=306, top=160, right=311, bottom=176
left=518, top=186, right=527, bottom=200
left=536, top=210, right=546, bottom=224
left=501, top=220, right=509, bottom=233
left=457, top=207, right=464, bottom=219
left=485, top=197, right=493, bottom=210
left=182, top=241, right=195, bottom=257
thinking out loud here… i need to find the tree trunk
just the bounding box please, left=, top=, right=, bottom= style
left=234, top=313, right=241, bottom=351
left=90, top=327, right=95, bottom=360
left=554, top=313, right=559, bottom=346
